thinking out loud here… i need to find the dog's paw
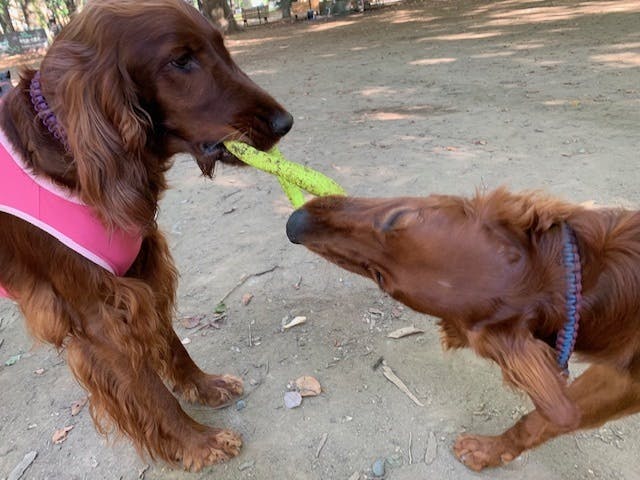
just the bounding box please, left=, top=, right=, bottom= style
left=175, top=373, right=244, bottom=408
left=453, top=434, right=520, bottom=471
left=181, top=428, right=242, bottom=472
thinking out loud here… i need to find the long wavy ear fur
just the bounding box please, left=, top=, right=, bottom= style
left=40, top=37, right=154, bottom=231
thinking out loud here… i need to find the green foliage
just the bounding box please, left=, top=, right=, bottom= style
left=0, top=0, right=83, bottom=33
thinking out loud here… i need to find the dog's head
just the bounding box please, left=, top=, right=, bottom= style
left=287, top=189, right=575, bottom=324
left=38, top=0, right=292, bottom=229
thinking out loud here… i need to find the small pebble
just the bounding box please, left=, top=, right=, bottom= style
left=238, top=460, right=255, bottom=471
left=236, top=399, right=246, bottom=411
left=386, top=453, right=403, bottom=468
left=284, top=391, right=302, bottom=409
left=372, top=458, right=385, bottom=477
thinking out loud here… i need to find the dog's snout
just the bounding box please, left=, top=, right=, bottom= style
left=270, top=110, right=294, bottom=137
left=286, top=208, right=312, bottom=244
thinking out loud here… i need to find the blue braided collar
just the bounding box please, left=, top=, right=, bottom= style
left=556, top=223, right=582, bottom=375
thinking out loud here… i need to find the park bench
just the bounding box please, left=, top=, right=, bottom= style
left=364, top=0, right=384, bottom=10
left=241, top=5, right=269, bottom=26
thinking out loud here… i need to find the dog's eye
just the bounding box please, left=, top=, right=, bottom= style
left=378, top=209, right=419, bottom=232
left=170, top=54, right=195, bottom=71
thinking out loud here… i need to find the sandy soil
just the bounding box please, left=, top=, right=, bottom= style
left=2, top=1, right=640, bottom=479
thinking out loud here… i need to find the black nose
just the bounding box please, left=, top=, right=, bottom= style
left=270, top=111, right=294, bottom=137
left=286, top=208, right=311, bottom=244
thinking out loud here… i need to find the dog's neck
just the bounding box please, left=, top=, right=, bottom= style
left=1, top=70, right=167, bottom=231
left=0, top=72, right=78, bottom=190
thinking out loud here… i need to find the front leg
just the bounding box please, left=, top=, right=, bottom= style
left=169, top=330, right=244, bottom=407
left=129, top=230, right=243, bottom=406
left=66, top=334, right=241, bottom=471
left=454, top=364, right=640, bottom=471
left=454, top=328, right=579, bottom=471
left=469, top=328, right=579, bottom=428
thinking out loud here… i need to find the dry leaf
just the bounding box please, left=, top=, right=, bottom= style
left=424, top=431, right=438, bottom=464
left=8, top=451, right=37, bottom=480
left=241, top=293, right=254, bottom=306
left=387, top=326, right=424, bottom=339
left=71, top=397, right=88, bottom=416
left=180, top=315, right=204, bottom=329
left=295, top=375, right=322, bottom=397
left=580, top=200, right=605, bottom=210
left=283, top=316, right=307, bottom=330
left=52, top=425, right=74, bottom=444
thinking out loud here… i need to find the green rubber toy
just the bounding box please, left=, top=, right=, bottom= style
left=224, top=141, right=346, bottom=208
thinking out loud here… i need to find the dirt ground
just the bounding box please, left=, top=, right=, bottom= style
left=2, top=0, right=640, bottom=478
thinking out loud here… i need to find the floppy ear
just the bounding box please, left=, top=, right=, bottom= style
left=42, top=40, right=153, bottom=231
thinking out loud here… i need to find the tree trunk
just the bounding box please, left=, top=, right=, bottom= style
left=201, top=0, right=240, bottom=32
left=20, top=0, right=32, bottom=28
left=0, top=1, right=15, bottom=33
left=45, top=0, right=68, bottom=24
left=64, top=0, right=77, bottom=16
left=281, top=0, right=292, bottom=19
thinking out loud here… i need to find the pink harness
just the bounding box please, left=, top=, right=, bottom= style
left=0, top=128, right=142, bottom=298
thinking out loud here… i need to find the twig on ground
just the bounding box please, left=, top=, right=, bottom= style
left=138, top=464, right=150, bottom=480
left=221, top=189, right=241, bottom=200
left=380, top=362, right=424, bottom=407
left=408, top=431, right=413, bottom=464
left=219, top=265, right=279, bottom=305
left=315, top=433, right=329, bottom=458
left=191, top=313, right=226, bottom=334
left=372, top=356, right=385, bottom=370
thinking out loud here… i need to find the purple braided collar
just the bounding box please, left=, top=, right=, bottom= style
left=29, top=71, right=70, bottom=151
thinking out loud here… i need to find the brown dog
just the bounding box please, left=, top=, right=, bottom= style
left=0, top=0, right=292, bottom=471
left=286, top=188, right=640, bottom=471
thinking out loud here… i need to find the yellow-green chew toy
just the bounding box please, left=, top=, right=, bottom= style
left=224, top=141, right=346, bottom=208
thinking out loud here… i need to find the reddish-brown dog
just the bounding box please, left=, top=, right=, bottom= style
left=286, top=188, right=640, bottom=471
left=0, top=0, right=292, bottom=471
